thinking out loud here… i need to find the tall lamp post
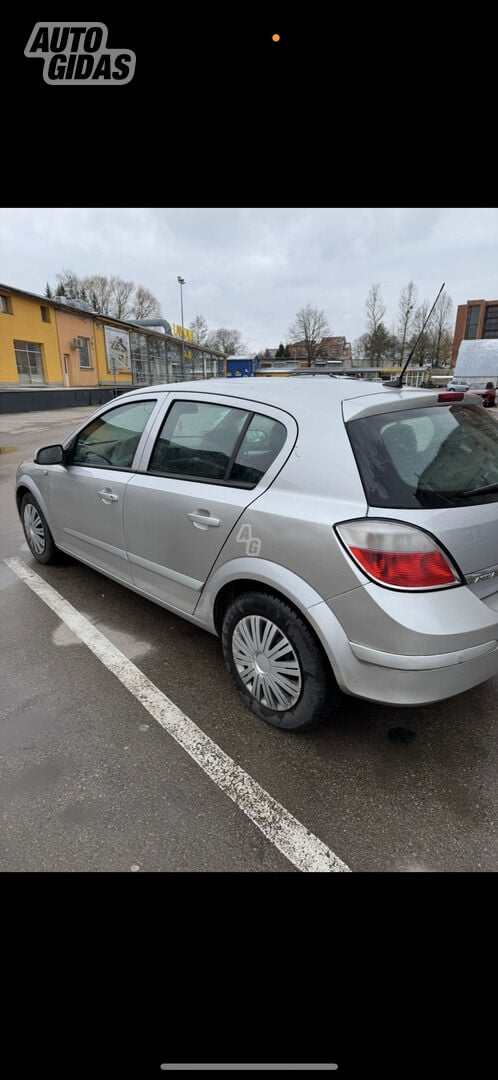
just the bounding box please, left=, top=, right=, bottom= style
left=177, top=275, right=185, bottom=375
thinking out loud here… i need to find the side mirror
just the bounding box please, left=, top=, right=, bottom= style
left=34, top=444, right=65, bottom=465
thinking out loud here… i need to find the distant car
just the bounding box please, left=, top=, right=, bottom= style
left=447, top=380, right=470, bottom=393
left=446, top=380, right=496, bottom=406
left=15, top=378, right=498, bottom=731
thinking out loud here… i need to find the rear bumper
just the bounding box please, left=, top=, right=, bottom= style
left=349, top=637, right=497, bottom=671
left=306, top=585, right=498, bottom=706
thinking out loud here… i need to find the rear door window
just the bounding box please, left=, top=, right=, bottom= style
left=148, top=400, right=287, bottom=487
left=148, top=401, right=250, bottom=480
left=347, top=403, right=498, bottom=508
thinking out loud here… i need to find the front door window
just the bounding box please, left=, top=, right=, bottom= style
left=72, top=400, right=156, bottom=469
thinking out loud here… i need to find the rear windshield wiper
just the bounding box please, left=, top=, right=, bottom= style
left=460, top=482, right=498, bottom=497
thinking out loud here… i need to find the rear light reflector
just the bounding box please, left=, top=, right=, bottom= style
left=438, top=392, right=464, bottom=402
left=335, top=520, right=460, bottom=590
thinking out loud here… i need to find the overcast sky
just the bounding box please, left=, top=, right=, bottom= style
left=2, top=207, right=498, bottom=350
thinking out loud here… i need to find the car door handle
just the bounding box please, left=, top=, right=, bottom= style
left=187, top=511, right=220, bottom=528
left=98, top=489, right=119, bottom=503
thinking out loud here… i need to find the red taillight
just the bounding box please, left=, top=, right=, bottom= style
left=349, top=547, right=456, bottom=588
left=335, top=520, right=460, bottom=590
left=438, top=392, right=464, bottom=402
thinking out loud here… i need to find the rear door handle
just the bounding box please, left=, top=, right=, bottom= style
left=98, top=489, right=119, bottom=503
left=188, top=511, right=220, bottom=529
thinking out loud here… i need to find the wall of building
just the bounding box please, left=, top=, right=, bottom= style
left=54, top=309, right=101, bottom=387
left=94, top=321, right=133, bottom=386
left=454, top=338, right=498, bottom=378
left=0, top=386, right=130, bottom=414
left=450, top=300, right=498, bottom=367
left=0, top=289, right=62, bottom=385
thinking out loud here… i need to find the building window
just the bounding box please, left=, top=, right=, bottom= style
left=40, top=305, right=51, bottom=323
left=483, top=305, right=498, bottom=339
left=78, top=338, right=91, bottom=368
left=465, top=306, right=480, bottom=339
left=14, top=340, right=45, bottom=384
left=1, top=293, right=13, bottom=314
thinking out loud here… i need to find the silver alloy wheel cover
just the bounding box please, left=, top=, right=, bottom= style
left=24, top=503, right=46, bottom=555
left=232, top=615, right=302, bottom=710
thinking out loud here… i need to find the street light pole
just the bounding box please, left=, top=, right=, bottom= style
left=177, top=275, right=185, bottom=375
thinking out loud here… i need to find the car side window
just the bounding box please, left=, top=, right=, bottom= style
left=148, top=401, right=250, bottom=481
left=228, top=414, right=287, bottom=486
left=72, top=400, right=156, bottom=469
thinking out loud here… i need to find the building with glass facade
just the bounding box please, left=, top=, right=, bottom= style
left=0, top=283, right=225, bottom=388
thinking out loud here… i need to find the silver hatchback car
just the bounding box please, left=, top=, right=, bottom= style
left=15, top=378, right=498, bottom=731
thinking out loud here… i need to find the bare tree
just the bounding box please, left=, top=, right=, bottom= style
left=288, top=303, right=330, bottom=365
left=80, top=274, right=114, bottom=314
left=354, top=333, right=369, bottom=361
left=132, top=285, right=161, bottom=320
left=50, top=269, right=161, bottom=321
left=429, top=290, right=454, bottom=367
left=190, top=314, right=209, bottom=345
left=388, top=323, right=398, bottom=362
left=56, top=268, right=81, bottom=299
left=109, top=276, right=134, bottom=319
left=410, top=301, right=431, bottom=365
left=365, top=283, right=386, bottom=336
left=206, top=328, right=246, bottom=355
left=363, top=284, right=390, bottom=364
left=396, top=281, right=417, bottom=364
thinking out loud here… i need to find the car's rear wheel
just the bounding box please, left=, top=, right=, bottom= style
left=21, top=493, right=59, bottom=564
left=221, top=591, right=335, bottom=731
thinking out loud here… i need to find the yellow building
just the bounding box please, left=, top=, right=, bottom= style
left=1, top=282, right=225, bottom=390
left=0, top=283, right=134, bottom=388
left=0, top=284, right=63, bottom=385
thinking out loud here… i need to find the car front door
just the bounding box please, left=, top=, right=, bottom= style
left=123, top=395, right=292, bottom=614
left=46, top=398, right=158, bottom=582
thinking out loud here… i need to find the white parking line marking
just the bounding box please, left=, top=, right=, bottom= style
left=5, top=558, right=351, bottom=873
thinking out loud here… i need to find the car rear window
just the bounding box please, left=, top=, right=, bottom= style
left=347, top=403, right=498, bottom=508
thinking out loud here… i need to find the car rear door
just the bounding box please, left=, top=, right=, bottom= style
left=123, top=393, right=295, bottom=614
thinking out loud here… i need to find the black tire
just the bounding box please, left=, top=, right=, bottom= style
left=20, top=493, right=59, bottom=565
left=221, top=590, right=336, bottom=731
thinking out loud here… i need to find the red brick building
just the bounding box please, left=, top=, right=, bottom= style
left=288, top=335, right=352, bottom=361
left=451, top=299, right=498, bottom=367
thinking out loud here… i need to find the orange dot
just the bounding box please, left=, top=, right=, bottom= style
left=272, top=33, right=280, bottom=42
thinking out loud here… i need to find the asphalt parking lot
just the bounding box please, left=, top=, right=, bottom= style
left=1, top=406, right=497, bottom=872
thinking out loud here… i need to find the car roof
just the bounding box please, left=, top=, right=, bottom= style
left=119, top=377, right=436, bottom=419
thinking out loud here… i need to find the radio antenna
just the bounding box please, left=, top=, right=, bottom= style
left=383, top=282, right=445, bottom=388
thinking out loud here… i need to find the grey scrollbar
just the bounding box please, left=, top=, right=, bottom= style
left=160, top=1067, right=339, bottom=1072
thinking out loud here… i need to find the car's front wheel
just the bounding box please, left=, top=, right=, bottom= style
left=21, top=493, right=59, bottom=564
left=221, top=591, right=335, bottom=731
